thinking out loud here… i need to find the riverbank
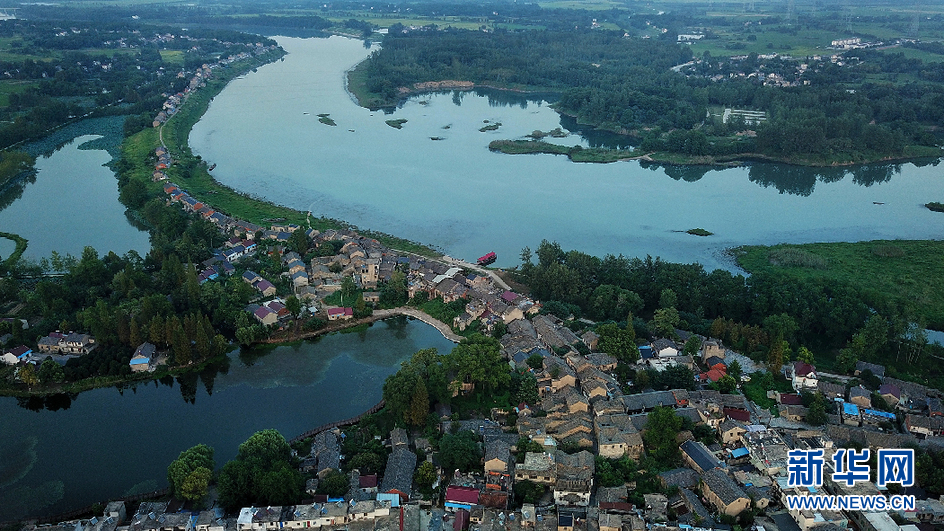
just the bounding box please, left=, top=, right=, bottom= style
left=0, top=231, right=27, bottom=269
left=125, top=51, right=438, bottom=258
left=264, top=307, right=462, bottom=345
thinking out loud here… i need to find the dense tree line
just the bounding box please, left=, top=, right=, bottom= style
left=359, top=27, right=941, bottom=161
left=519, top=240, right=896, bottom=352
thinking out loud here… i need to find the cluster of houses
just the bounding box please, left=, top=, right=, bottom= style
left=151, top=42, right=279, bottom=132
left=1, top=331, right=97, bottom=366
left=161, top=177, right=528, bottom=330
left=773, top=359, right=944, bottom=443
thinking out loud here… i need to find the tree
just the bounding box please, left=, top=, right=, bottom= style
left=717, top=374, right=737, bottom=394
left=597, top=323, right=638, bottom=364
left=318, top=470, right=351, bottom=497
left=509, top=369, right=539, bottom=406
left=643, top=406, right=682, bottom=465
left=383, top=348, right=449, bottom=425
left=727, top=360, right=743, bottom=382
left=491, top=320, right=508, bottom=339
left=347, top=452, right=385, bottom=475
left=652, top=307, right=680, bottom=338
left=18, top=364, right=38, bottom=389
left=286, top=296, right=302, bottom=319
left=659, top=288, right=677, bottom=309
left=438, top=430, right=481, bottom=473
left=237, top=429, right=292, bottom=465
left=806, top=392, right=827, bottom=426
left=763, top=313, right=798, bottom=345
left=341, top=275, right=358, bottom=303
left=380, top=270, right=408, bottom=307
left=287, top=229, right=309, bottom=255
left=167, top=444, right=215, bottom=498
left=38, top=358, right=64, bottom=384
left=414, top=461, right=438, bottom=499
left=513, top=480, right=546, bottom=504
left=768, top=339, right=785, bottom=373
left=526, top=353, right=544, bottom=369
left=446, top=335, right=510, bottom=397
left=796, top=346, right=814, bottom=365
left=406, top=378, right=430, bottom=427
left=683, top=336, right=701, bottom=357
left=179, top=466, right=212, bottom=502
left=217, top=430, right=302, bottom=511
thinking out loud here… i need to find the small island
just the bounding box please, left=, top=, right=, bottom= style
left=317, top=114, right=337, bottom=126
left=686, top=228, right=713, bottom=236
left=385, top=118, right=408, bottom=129
left=927, top=202, right=944, bottom=213
left=479, top=121, right=501, bottom=132
left=488, top=139, right=635, bottom=163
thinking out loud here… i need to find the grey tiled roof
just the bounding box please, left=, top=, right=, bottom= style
left=380, top=447, right=417, bottom=495
left=702, top=468, right=748, bottom=506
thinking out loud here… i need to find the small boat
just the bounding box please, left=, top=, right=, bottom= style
left=208, top=163, right=216, bottom=171
left=477, top=252, right=497, bottom=266
left=873, top=201, right=885, bottom=205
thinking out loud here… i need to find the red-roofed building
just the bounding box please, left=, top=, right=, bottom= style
left=359, top=474, right=378, bottom=490
left=453, top=509, right=469, bottom=531
left=700, top=368, right=726, bottom=383
left=724, top=408, right=751, bottom=422
left=779, top=393, right=803, bottom=406
left=445, top=486, right=480, bottom=511
left=327, top=307, right=354, bottom=321
left=789, top=361, right=818, bottom=391
left=253, top=306, right=277, bottom=326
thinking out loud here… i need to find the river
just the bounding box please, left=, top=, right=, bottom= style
left=189, top=35, right=944, bottom=271
left=0, top=317, right=456, bottom=522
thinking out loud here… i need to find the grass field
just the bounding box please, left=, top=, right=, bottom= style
left=159, top=50, right=185, bottom=66
left=734, top=240, right=944, bottom=329
left=0, top=80, right=35, bottom=107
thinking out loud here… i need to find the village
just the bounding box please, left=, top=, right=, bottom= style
left=9, top=165, right=944, bottom=531
left=4, top=23, right=944, bottom=531
left=7, top=117, right=944, bottom=531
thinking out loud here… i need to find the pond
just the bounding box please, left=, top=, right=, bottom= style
left=0, top=317, right=456, bottom=522
left=0, top=117, right=150, bottom=261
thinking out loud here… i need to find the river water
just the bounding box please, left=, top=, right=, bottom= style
left=189, top=36, right=944, bottom=271
left=0, top=317, right=456, bottom=522
left=0, top=118, right=151, bottom=260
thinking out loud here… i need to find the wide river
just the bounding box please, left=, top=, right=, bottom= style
left=0, top=318, right=456, bottom=522
left=191, top=36, right=944, bottom=270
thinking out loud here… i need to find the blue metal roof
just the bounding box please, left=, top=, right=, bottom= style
left=864, top=408, right=896, bottom=419
left=730, top=447, right=750, bottom=458
left=843, top=402, right=860, bottom=416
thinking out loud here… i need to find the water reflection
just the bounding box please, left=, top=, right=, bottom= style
left=0, top=171, right=35, bottom=213
left=15, top=394, right=75, bottom=412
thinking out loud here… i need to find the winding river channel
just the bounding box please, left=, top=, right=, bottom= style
left=190, top=35, right=944, bottom=271
left=2, top=32, right=944, bottom=524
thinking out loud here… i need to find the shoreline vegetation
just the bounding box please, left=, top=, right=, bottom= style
left=0, top=44, right=447, bottom=399
left=344, top=29, right=944, bottom=168
left=129, top=50, right=438, bottom=259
